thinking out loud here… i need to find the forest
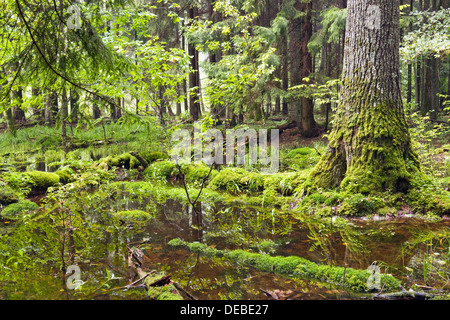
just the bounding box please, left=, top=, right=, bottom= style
left=0, top=0, right=449, bottom=303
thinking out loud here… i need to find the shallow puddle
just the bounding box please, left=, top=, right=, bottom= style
left=1, top=192, right=449, bottom=300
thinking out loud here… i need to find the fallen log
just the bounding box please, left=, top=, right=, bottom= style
left=127, top=244, right=195, bottom=300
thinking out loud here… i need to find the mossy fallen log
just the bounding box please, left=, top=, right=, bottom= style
left=168, top=238, right=402, bottom=293
left=127, top=246, right=183, bottom=300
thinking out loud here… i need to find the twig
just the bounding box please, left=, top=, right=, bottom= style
left=173, top=281, right=198, bottom=300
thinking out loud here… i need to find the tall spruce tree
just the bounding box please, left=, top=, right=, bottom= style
left=311, top=0, right=419, bottom=193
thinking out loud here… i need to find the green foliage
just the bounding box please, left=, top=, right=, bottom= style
left=401, top=8, right=450, bottom=63
left=1, top=200, right=39, bottom=220
left=0, top=182, right=19, bottom=205
left=308, top=6, right=347, bottom=55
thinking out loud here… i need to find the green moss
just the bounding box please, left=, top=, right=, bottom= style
left=26, top=171, right=60, bottom=191
left=141, top=151, right=169, bottom=164
left=168, top=238, right=401, bottom=292
left=406, top=173, right=450, bottom=215
left=183, top=163, right=218, bottom=186
left=301, top=193, right=327, bottom=205
left=337, top=193, right=383, bottom=216
left=283, top=147, right=320, bottom=170
left=208, top=167, right=264, bottom=194
left=1, top=200, right=39, bottom=220
left=0, top=183, right=19, bottom=205
left=112, top=210, right=154, bottom=222
left=101, top=153, right=140, bottom=169
left=144, top=273, right=183, bottom=300
left=54, top=167, right=76, bottom=184
left=143, top=160, right=177, bottom=180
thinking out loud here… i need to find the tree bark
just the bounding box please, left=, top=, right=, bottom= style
left=311, top=0, right=419, bottom=193
left=288, top=0, right=303, bottom=124
left=188, top=5, right=201, bottom=121
left=420, top=0, right=439, bottom=119
left=300, top=1, right=318, bottom=137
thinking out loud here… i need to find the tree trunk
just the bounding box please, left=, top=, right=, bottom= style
left=420, top=0, right=439, bottom=119
left=311, top=0, right=419, bottom=193
left=300, top=1, right=318, bottom=137
left=288, top=0, right=303, bottom=124
left=188, top=5, right=201, bottom=121
left=61, top=87, right=68, bottom=153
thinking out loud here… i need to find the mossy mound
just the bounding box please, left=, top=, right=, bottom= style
left=0, top=183, right=19, bottom=205
left=54, top=167, right=76, bottom=184
left=337, top=193, right=383, bottom=217
left=282, top=147, right=320, bottom=170
left=208, top=167, right=264, bottom=194
left=406, top=174, right=450, bottom=215
left=26, top=171, right=60, bottom=191
left=183, top=163, right=218, bottom=186
left=112, top=210, right=153, bottom=222
left=141, top=151, right=169, bottom=164
left=168, top=238, right=401, bottom=292
left=101, top=153, right=140, bottom=170
left=143, top=160, right=177, bottom=180
left=1, top=200, right=39, bottom=220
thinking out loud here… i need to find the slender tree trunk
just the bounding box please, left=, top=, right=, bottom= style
left=61, top=87, right=68, bottom=153
left=421, top=0, right=439, bottom=119
left=311, top=0, right=419, bottom=193
left=5, top=108, right=15, bottom=136
left=300, top=1, right=318, bottom=137
left=188, top=5, right=201, bottom=121
left=288, top=0, right=303, bottom=124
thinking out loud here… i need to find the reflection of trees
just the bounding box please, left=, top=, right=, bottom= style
left=400, top=228, right=450, bottom=287
left=296, top=214, right=371, bottom=268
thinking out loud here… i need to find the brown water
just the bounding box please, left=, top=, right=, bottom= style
left=1, top=195, right=449, bottom=300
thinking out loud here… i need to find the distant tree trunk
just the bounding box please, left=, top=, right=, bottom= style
left=13, top=87, right=26, bottom=123
left=288, top=0, right=303, bottom=124
left=70, top=89, right=79, bottom=123
left=188, top=5, right=201, bottom=121
left=5, top=108, right=15, bottom=136
left=92, top=101, right=101, bottom=120
left=32, top=87, right=43, bottom=120
left=300, top=1, right=318, bottom=137
left=421, top=0, right=439, bottom=119
left=61, top=87, right=68, bottom=153
left=311, top=0, right=419, bottom=193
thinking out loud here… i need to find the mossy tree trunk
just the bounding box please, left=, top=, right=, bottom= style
left=311, top=0, right=419, bottom=194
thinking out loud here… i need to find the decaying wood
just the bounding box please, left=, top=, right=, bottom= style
left=126, top=243, right=197, bottom=300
